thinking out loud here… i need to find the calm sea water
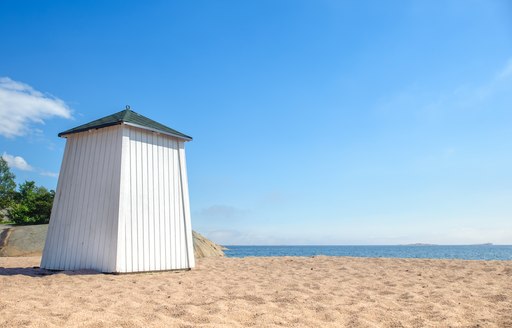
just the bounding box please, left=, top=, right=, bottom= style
left=224, top=245, right=512, bottom=261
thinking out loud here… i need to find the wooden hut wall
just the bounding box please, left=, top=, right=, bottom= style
left=41, top=126, right=123, bottom=272
left=115, top=126, right=194, bottom=273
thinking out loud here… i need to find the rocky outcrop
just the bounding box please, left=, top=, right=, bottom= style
left=0, top=225, right=46, bottom=257
left=0, top=224, right=224, bottom=258
left=193, top=230, right=225, bottom=258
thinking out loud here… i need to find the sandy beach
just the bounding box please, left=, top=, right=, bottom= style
left=1, top=256, right=511, bottom=327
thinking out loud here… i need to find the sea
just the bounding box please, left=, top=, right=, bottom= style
left=224, top=245, right=512, bottom=261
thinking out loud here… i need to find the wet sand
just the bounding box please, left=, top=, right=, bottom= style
left=1, top=256, right=511, bottom=327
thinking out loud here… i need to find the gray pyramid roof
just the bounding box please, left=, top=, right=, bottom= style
left=58, top=108, right=192, bottom=140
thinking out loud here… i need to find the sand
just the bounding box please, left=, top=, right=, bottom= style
left=0, top=256, right=511, bottom=327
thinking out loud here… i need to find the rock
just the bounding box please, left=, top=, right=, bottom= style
left=193, top=230, right=225, bottom=258
left=0, top=224, right=46, bottom=257
left=0, top=224, right=224, bottom=258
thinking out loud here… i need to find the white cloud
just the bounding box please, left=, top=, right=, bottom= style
left=40, top=171, right=59, bottom=178
left=2, top=152, right=60, bottom=178
left=0, top=77, right=72, bottom=138
left=2, top=152, right=33, bottom=171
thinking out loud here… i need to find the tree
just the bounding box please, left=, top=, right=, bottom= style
left=0, top=157, right=16, bottom=211
left=0, top=158, right=55, bottom=224
left=8, top=181, right=55, bottom=224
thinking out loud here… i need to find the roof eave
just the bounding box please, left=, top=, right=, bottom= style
left=122, top=122, right=193, bottom=141
left=58, top=119, right=193, bottom=141
left=58, top=121, right=123, bottom=138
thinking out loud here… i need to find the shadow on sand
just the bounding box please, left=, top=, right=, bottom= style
left=0, top=266, right=102, bottom=277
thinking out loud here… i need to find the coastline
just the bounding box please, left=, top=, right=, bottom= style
left=223, top=244, right=512, bottom=261
left=1, top=256, right=511, bottom=327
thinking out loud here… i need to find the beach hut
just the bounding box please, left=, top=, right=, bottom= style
left=41, top=107, right=195, bottom=273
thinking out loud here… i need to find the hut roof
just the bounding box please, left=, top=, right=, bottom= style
left=58, top=108, right=192, bottom=140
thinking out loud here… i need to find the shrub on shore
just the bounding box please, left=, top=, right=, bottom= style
left=0, top=158, right=54, bottom=225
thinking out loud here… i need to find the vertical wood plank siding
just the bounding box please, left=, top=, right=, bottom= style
left=41, top=126, right=123, bottom=272
left=116, top=126, right=193, bottom=272
left=41, top=125, right=194, bottom=273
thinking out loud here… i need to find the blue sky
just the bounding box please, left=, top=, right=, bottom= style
left=1, top=0, right=511, bottom=245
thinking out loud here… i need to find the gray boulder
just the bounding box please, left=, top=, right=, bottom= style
left=0, top=224, right=224, bottom=258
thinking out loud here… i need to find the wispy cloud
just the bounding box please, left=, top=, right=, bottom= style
left=376, top=57, right=512, bottom=119
left=0, top=77, right=72, bottom=138
left=259, top=191, right=287, bottom=206
left=204, top=229, right=283, bottom=245
left=40, top=171, right=59, bottom=178
left=497, top=58, right=512, bottom=80
left=197, top=205, right=249, bottom=220
left=2, top=152, right=59, bottom=178
left=2, top=152, right=33, bottom=171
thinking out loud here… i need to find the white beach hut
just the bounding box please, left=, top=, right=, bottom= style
left=41, top=107, right=195, bottom=273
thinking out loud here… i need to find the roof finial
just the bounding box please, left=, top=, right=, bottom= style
left=125, top=105, right=131, bottom=110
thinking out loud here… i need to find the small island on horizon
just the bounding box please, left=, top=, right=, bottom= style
left=403, top=243, right=494, bottom=246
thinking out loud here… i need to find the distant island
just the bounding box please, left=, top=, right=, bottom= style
left=403, top=243, right=494, bottom=246
left=404, top=243, right=437, bottom=246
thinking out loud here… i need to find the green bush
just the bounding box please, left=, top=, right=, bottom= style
left=8, top=181, right=55, bottom=225
left=0, top=158, right=55, bottom=225
left=8, top=202, right=32, bottom=224
left=0, top=157, right=16, bottom=211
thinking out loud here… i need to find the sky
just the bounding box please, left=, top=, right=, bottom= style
left=1, top=0, right=511, bottom=245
